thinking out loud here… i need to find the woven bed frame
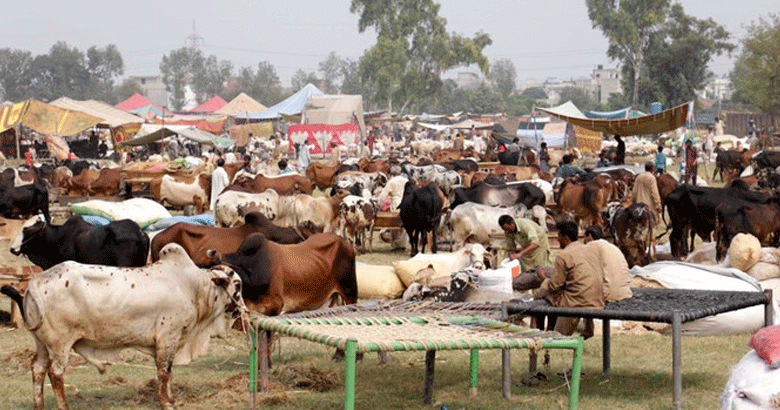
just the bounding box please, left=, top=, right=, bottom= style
left=504, top=287, right=774, bottom=410
left=250, top=301, right=583, bottom=410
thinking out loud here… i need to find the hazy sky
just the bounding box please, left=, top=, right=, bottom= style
left=2, top=0, right=773, bottom=88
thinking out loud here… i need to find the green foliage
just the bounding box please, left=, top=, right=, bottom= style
left=0, top=48, right=33, bottom=102
left=520, top=86, right=548, bottom=100
left=731, top=13, right=780, bottom=116
left=488, top=59, right=516, bottom=98
left=318, top=52, right=346, bottom=94
left=114, top=78, right=143, bottom=103
left=28, top=42, right=91, bottom=101
left=559, top=86, right=597, bottom=111
left=86, top=44, right=124, bottom=104
left=291, top=69, right=319, bottom=91
left=587, top=0, right=671, bottom=106
left=350, top=0, right=491, bottom=113
left=159, top=47, right=233, bottom=111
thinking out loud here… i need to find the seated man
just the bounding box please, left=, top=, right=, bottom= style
left=584, top=225, right=632, bottom=303
left=532, top=221, right=605, bottom=338
left=499, top=215, right=554, bottom=273
left=277, top=158, right=294, bottom=174
left=556, top=154, right=588, bottom=180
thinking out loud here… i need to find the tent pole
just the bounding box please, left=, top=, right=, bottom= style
left=15, top=124, right=21, bottom=159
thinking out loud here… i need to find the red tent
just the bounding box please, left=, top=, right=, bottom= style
left=115, top=93, right=169, bottom=114
left=188, top=95, right=227, bottom=113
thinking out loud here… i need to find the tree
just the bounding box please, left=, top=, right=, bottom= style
left=587, top=0, right=670, bottom=107
left=114, top=78, right=143, bottom=102
left=86, top=44, right=124, bottom=103
left=489, top=59, right=516, bottom=98
left=0, top=48, right=33, bottom=101
left=731, top=13, right=780, bottom=117
left=318, top=52, right=347, bottom=93
left=350, top=0, right=492, bottom=113
left=160, top=47, right=233, bottom=110
left=28, top=42, right=91, bottom=101
left=559, top=86, right=597, bottom=111
left=291, top=69, right=319, bottom=91
left=520, top=87, right=548, bottom=100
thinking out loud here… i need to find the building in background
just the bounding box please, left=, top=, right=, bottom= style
left=129, top=75, right=168, bottom=109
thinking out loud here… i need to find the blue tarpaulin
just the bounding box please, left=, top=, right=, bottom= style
left=236, top=83, right=323, bottom=120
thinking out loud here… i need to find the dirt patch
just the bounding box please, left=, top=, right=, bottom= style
left=273, top=365, right=341, bottom=392
left=1, top=347, right=34, bottom=373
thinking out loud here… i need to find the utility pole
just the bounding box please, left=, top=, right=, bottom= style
left=185, top=20, right=203, bottom=51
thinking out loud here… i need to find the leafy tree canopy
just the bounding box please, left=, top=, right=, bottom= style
left=731, top=13, right=780, bottom=116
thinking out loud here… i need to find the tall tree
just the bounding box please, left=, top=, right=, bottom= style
left=489, top=58, right=516, bottom=98
left=318, top=52, right=346, bottom=93
left=291, top=69, right=319, bottom=90
left=28, top=42, right=91, bottom=101
left=0, top=49, right=33, bottom=102
left=160, top=47, right=232, bottom=110
left=638, top=4, right=734, bottom=107
left=350, top=0, right=491, bottom=113
left=86, top=44, right=124, bottom=103
left=587, top=0, right=670, bottom=107
left=192, top=55, right=232, bottom=103
left=731, top=13, right=780, bottom=117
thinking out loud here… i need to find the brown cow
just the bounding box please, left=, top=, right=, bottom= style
left=65, top=168, right=100, bottom=196
left=88, top=168, right=122, bottom=196
left=206, top=232, right=357, bottom=316
left=150, top=211, right=321, bottom=266
left=225, top=173, right=313, bottom=195
left=557, top=177, right=609, bottom=228
left=306, top=161, right=361, bottom=190
left=150, top=173, right=211, bottom=213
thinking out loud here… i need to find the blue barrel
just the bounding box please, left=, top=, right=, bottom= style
left=650, top=102, right=663, bottom=115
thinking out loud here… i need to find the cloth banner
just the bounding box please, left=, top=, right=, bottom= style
left=228, top=122, right=274, bottom=146
left=0, top=99, right=102, bottom=136
left=45, top=135, right=71, bottom=161
left=573, top=125, right=603, bottom=156
left=539, top=101, right=689, bottom=136
left=155, top=117, right=227, bottom=135
left=111, top=123, right=142, bottom=147
left=288, top=124, right=359, bottom=155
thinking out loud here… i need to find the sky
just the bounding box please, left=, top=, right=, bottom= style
left=2, top=0, right=774, bottom=89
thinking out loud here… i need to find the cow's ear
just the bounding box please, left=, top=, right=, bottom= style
left=212, top=276, right=229, bottom=288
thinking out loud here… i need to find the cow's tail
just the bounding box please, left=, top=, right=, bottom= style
left=1, top=285, right=24, bottom=319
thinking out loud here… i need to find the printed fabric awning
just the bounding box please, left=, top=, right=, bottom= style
left=538, top=101, right=690, bottom=136
left=0, top=99, right=103, bottom=136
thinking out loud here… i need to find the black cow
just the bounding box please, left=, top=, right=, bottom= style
left=58, top=159, right=96, bottom=177
left=438, top=159, right=479, bottom=174
left=10, top=214, right=149, bottom=270
left=0, top=183, right=49, bottom=222
left=449, top=181, right=545, bottom=210
left=399, top=181, right=445, bottom=257
left=714, top=197, right=780, bottom=261
left=665, top=182, right=769, bottom=257
left=752, top=150, right=780, bottom=170
left=713, top=150, right=746, bottom=181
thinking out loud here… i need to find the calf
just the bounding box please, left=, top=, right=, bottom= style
left=399, top=181, right=446, bottom=256
left=338, top=195, right=379, bottom=253
left=714, top=197, right=780, bottom=261
left=151, top=173, right=211, bottom=213
left=606, top=202, right=657, bottom=267
left=1, top=244, right=246, bottom=410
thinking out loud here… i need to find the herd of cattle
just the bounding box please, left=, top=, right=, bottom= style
left=5, top=142, right=780, bottom=408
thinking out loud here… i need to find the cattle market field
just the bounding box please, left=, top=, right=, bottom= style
left=0, top=236, right=755, bottom=410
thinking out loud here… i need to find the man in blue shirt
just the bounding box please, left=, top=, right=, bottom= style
left=654, top=145, right=666, bottom=175
left=556, top=154, right=587, bottom=180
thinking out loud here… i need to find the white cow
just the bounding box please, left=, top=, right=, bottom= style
left=214, top=189, right=280, bottom=227
left=393, top=243, right=489, bottom=287
left=338, top=195, right=379, bottom=253
left=0, top=243, right=247, bottom=410
left=447, top=203, right=534, bottom=248
left=155, top=173, right=211, bottom=213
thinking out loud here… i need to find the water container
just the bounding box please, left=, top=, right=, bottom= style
left=650, top=102, right=663, bottom=115
left=477, top=267, right=513, bottom=294
left=501, top=258, right=521, bottom=278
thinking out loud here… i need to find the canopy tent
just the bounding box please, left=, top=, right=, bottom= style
left=585, top=106, right=632, bottom=119
left=237, top=83, right=323, bottom=120
left=449, top=119, right=494, bottom=129
left=115, top=93, right=171, bottom=114
left=0, top=99, right=103, bottom=136
left=302, top=94, right=366, bottom=139
left=215, top=92, right=266, bottom=115
left=188, top=95, right=227, bottom=113
left=152, top=114, right=227, bottom=135
left=538, top=100, right=690, bottom=136
left=119, top=124, right=235, bottom=149
left=128, top=104, right=167, bottom=119
left=50, top=97, right=143, bottom=128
